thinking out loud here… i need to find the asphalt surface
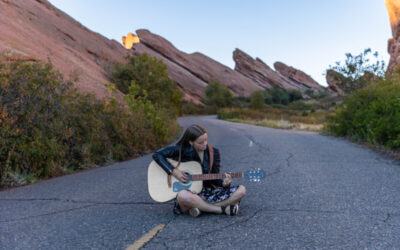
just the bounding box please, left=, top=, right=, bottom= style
left=1, top=115, right=399, bottom=249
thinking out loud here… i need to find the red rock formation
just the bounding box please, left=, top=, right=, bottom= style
left=234, top=49, right=290, bottom=89
left=0, top=0, right=127, bottom=100
left=386, top=0, right=400, bottom=73
left=133, top=29, right=263, bottom=98
left=274, top=62, right=324, bottom=91
left=325, top=70, right=346, bottom=94
left=325, top=69, right=380, bottom=94
left=130, top=42, right=207, bottom=104
left=0, top=0, right=325, bottom=104
left=233, top=49, right=325, bottom=92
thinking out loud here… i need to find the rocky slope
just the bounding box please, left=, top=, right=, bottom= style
left=274, top=62, right=325, bottom=91
left=0, top=0, right=127, bottom=100
left=325, top=70, right=346, bottom=94
left=130, top=29, right=264, bottom=103
left=0, top=0, right=326, bottom=104
left=232, top=49, right=324, bottom=92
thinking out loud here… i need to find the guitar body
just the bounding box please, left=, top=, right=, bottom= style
left=148, top=159, right=204, bottom=202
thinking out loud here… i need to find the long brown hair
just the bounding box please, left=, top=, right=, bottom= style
left=176, top=124, right=207, bottom=165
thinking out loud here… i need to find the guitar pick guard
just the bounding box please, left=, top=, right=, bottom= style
left=172, top=173, right=192, bottom=192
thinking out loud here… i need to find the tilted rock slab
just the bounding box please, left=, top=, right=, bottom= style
left=133, top=29, right=263, bottom=99
left=0, top=0, right=127, bottom=100
left=233, top=49, right=325, bottom=92
left=274, top=61, right=325, bottom=91
left=325, top=70, right=346, bottom=94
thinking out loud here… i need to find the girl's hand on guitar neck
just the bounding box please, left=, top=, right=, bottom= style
left=172, top=168, right=188, bottom=183
left=222, top=173, right=232, bottom=187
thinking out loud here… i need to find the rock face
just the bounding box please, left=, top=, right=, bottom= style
left=233, top=49, right=325, bottom=93
left=274, top=62, right=324, bottom=91
left=131, top=29, right=263, bottom=100
left=325, top=70, right=380, bottom=94
left=0, top=0, right=127, bottom=100
left=0, top=0, right=325, bottom=104
left=129, top=42, right=208, bottom=104
left=325, top=70, right=346, bottom=94
left=386, top=0, right=400, bottom=73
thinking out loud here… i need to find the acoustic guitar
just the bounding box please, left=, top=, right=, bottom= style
left=147, top=158, right=266, bottom=202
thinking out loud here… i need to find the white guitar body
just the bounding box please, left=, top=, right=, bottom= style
left=147, top=159, right=203, bottom=202
left=148, top=158, right=266, bottom=203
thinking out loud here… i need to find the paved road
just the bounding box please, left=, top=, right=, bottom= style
left=1, top=116, right=399, bottom=249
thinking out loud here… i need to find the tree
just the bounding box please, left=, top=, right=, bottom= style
left=204, top=81, right=234, bottom=108
left=111, top=54, right=182, bottom=113
left=250, top=91, right=265, bottom=109
left=287, top=89, right=303, bottom=102
left=327, top=48, right=386, bottom=93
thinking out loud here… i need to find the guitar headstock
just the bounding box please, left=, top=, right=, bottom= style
left=244, top=168, right=266, bottom=182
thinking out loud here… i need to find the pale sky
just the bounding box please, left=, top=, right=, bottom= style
left=48, top=0, right=392, bottom=87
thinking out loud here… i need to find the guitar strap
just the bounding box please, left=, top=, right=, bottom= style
left=167, top=175, right=172, bottom=188
left=208, top=144, right=214, bottom=173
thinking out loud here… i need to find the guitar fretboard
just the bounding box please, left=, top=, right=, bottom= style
left=191, top=172, right=243, bottom=181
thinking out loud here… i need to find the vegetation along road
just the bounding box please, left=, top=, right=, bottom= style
left=1, top=116, right=399, bottom=249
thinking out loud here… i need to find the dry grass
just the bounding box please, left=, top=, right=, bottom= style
left=219, top=108, right=331, bottom=132
left=227, top=118, right=325, bottom=132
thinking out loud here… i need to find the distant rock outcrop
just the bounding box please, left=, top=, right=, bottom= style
left=0, top=0, right=325, bottom=104
left=131, top=29, right=263, bottom=100
left=386, top=0, right=400, bottom=73
left=233, top=49, right=324, bottom=92
left=274, top=62, right=324, bottom=91
left=326, top=70, right=380, bottom=94
left=325, top=70, right=346, bottom=94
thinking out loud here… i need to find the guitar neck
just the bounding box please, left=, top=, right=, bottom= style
left=191, top=172, right=243, bottom=181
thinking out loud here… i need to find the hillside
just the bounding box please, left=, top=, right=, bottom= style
left=0, top=0, right=329, bottom=103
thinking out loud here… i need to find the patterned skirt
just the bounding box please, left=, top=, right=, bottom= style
left=173, top=185, right=239, bottom=215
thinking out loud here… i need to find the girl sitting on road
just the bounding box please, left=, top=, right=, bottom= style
left=152, top=124, right=246, bottom=217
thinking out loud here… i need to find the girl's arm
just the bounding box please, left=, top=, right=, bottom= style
left=152, top=145, right=180, bottom=175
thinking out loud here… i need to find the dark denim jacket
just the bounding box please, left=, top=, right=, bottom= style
left=152, top=144, right=223, bottom=188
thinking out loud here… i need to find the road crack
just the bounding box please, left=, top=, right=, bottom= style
left=384, top=213, right=391, bottom=223
left=0, top=198, right=170, bottom=223
left=0, top=198, right=169, bottom=206
left=0, top=204, right=96, bottom=223
left=268, top=152, right=294, bottom=176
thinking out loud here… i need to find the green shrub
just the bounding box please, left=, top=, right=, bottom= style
left=111, top=54, right=182, bottom=115
left=264, top=86, right=301, bottom=105
left=204, top=80, right=234, bottom=108
left=249, top=91, right=265, bottom=109
left=287, top=101, right=313, bottom=110
left=232, top=96, right=250, bottom=108
left=0, top=60, right=179, bottom=187
left=326, top=75, right=400, bottom=148
left=326, top=48, right=385, bottom=93
left=263, top=91, right=273, bottom=105
left=181, top=101, right=208, bottom=115
left=287, top=89, right=303, bottom=102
